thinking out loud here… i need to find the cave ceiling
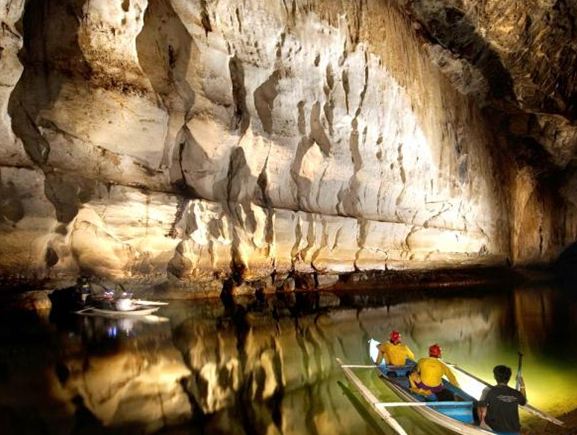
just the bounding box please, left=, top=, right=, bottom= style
left=395, top=0, right=577, bottom=170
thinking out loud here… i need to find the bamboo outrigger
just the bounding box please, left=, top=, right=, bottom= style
left=336, top=357, right=408, bottom=435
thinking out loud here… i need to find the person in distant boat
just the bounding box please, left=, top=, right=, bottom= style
left=477, top=365, right=526, bottom=434
left=48, top=276, right=94, bottom=320
left=76, top=276, right=93, bottom=305
left=409, top=343, right=459, bottom=401
left=376, top=330, right=415, bottom=366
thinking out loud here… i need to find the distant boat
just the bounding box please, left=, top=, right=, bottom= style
left=75, top=306, right=160, bottom=317
left=75, top=295, right=168, bottom=318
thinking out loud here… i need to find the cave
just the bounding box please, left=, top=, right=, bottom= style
left=1, top=1, right=577, bottom=434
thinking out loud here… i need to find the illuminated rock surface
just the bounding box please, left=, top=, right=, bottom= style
left=1, top=0, right=576, bottom=291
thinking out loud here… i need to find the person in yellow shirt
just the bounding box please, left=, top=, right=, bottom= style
left=376, top=330, right=415, bottom=366
left=409, top=343, right=459, bottom=400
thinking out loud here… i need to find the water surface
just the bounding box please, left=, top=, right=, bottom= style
left=1, top=282, right=576, bottom=434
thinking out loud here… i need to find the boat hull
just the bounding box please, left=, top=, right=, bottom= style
left=368, top=339, right=494, bottom=435
left=76, top=306, right=160, bottom=317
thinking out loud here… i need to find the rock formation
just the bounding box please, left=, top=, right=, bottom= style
left=1, top=0, right=576, bottom=293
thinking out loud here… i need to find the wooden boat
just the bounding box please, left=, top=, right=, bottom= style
left=366, top=339, right=494, bottom=434
left=75, top=306, right=160, bottom=317
left=338, top=339, right=564, bottom=434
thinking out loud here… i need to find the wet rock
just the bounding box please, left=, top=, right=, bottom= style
left=230, top=282, right=254, bottom=297
left=316, top=273, right=339, bottom=289
left=280, top=277, right=296, bottom=293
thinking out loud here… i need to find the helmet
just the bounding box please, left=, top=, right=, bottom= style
left=389, top=330, right=401, bottom=343
left=429, top=344, right=442, bottom=358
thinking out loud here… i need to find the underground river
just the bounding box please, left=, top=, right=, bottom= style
left=1, top=281, right=576, bottom=434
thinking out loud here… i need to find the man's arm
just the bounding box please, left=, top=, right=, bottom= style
left=406, top=346, right=415, bottom=361
left=477, top=405, right=487, bottom=423
left=376, top=344, right=387, bottom=365
left=443, top=363, right=460, bottom=387
left=478, top=386, right=491, bottom=425
left=517, top=376, right=527, bottom=404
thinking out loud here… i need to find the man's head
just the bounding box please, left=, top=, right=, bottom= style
left=493, top=365, right=512, bottom=384
left=389, top=330, right=401, bottom=344
left=428, top=343, right=442, bottom=358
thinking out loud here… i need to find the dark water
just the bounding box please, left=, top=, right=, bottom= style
left=1, top=282, right=576, bottom=435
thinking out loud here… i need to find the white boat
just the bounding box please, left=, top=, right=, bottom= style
left=75, top=306, right=160, bottom=317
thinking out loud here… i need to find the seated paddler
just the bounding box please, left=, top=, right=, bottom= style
left=409, top=343, right=459, bottom=401
left=376, top=330, right=415, bottom=371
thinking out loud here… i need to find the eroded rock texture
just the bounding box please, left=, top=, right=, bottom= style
left=1, top=0, right=576, bottom=291
left=394, top=0, right=577, bottom=265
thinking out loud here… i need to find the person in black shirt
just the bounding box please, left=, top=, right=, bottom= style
left=478, top=365, right=527, bottom=435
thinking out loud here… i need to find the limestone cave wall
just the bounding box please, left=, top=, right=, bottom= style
left=1, top=0, right=575, bottom=291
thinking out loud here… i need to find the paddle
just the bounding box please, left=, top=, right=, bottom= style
left=515, top=352, right=523, bottom=391
left=340, top=364, right=376, bottom=368
left=375, top=401, right=473, bottom=408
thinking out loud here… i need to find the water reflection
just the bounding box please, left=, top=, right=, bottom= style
left=0, top=283, right=576, bottom=434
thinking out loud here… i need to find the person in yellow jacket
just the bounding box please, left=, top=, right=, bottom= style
left=409, top=343, right=459, bottom=400
left=376, top=330, right=415, bottom=366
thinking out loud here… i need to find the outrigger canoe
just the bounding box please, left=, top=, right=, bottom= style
left=368, top=338, right=493, bottom=434
left=337, top=339, right=563, bottom=435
